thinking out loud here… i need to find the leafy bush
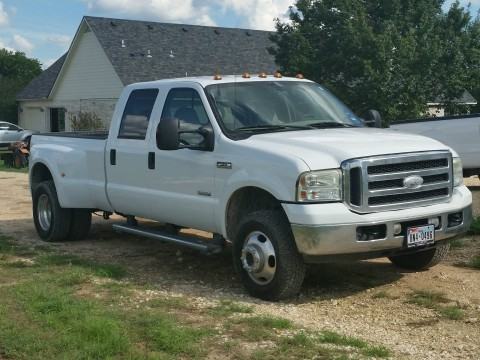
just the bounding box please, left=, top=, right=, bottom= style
left=69, top=111, right=104, bottom=131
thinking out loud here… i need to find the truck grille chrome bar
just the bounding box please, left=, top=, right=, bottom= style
left=342, top=151, right=453, bottom=213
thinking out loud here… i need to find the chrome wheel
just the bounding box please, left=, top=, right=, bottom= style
left=37, top=194, right=52, bottom=231
left=241, top=231, right=277, bottom=285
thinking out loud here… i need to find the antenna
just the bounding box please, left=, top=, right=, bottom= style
left=121, top=39, right=126, bottom=48
left=147, top=49, right=152, bottom=58
left=169, top=50, right=175, bottom=58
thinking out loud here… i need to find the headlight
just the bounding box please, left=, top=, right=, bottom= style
left=452, top=157, right=463, bottom=187
left=297, top=169, right=342, bottom=202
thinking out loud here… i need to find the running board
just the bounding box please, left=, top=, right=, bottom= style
left=112, top=224, right=223, bottom=255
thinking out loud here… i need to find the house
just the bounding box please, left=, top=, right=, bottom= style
left=16, top=16, right=276, bottom=132
left=427, top=90, right=477, bottom=117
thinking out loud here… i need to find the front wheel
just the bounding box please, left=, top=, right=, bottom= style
left=388, top=243, right=450, bottom=270
left=233, top=210, right=306, bottom=301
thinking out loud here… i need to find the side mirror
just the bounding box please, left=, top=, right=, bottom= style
left=156, top=118, right=215, bottom=151
left=363, top=110, right=382, bottom=128
left=157, top=118, right=180, bottom=150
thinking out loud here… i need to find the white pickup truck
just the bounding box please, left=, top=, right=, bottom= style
left=29, top=75, right=472, bottom=300
left=390, top=114, right=480, bottom=177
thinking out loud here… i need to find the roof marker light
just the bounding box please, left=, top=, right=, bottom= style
left=296, top=73, right=304, bottom=79
left=259, top=72, right=268, bottom=78
left=274, top=71, right=282, bottom=78
left=213, top=73, right=222, bottom=80
left=242, top=72, right=251, bottom=78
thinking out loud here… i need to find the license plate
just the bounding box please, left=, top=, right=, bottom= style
left=406, top=225, right=435, bottom=248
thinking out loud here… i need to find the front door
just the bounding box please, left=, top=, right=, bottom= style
left=50, top=108, right=65, bottom=132
left=147, top=86, right=217, bottom=231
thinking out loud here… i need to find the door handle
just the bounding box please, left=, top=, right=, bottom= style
left=148, top=152, right=155, bottom=169
left=110, top=149, right=116, bottom=165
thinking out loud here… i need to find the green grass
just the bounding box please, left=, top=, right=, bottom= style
left=470, top=217, right=480, bottom=235
left=407, top=290, right=465, bottom=321
left=0, top=233, right=393, bottom=359
left=0, top=158, right=28, bottom=173
left=408, top=290, right=449, bottom=308
left=439, top=306, right=465, bottom=320
left=37, top=254, right=127, bottom=279
left=467, top=255, right=480, bottom=269
left=449, top=238, right=467, bottom=249
left=209, top=299, right=253, bottom=316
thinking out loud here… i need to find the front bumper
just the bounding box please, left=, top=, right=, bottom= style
left=285, top=185, right=472, bottom=260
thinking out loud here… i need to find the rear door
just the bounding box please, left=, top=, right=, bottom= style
left=105, top=87, right=161, bottom=216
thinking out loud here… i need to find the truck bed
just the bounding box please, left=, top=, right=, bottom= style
left=35, top=131, right=109, bottom=140
left=390, top=113, right=480, bottom=174
left=30, top=133, right=111, bottom=211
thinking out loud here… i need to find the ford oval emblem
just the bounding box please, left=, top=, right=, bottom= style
left=403, top=175, right=424, bottom=189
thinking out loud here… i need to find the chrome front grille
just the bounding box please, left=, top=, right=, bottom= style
left=343, top=151, right=453, bottom=213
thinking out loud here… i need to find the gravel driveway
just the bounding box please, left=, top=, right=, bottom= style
left=0, top=172, right=479, bottom=359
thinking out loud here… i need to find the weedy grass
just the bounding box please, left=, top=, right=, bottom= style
left=0, top=233, right=393, bottom=359
left=470, top=217, right=480, bottom=235
left=37, top=254, right=127, bottom=279
left=0, top=159, right=28, bottom=173
left=467, top=255, right=480, bottom=270
left=407, top=290, right=465, bottom=320
left=209, top=299, right=253, bottom=316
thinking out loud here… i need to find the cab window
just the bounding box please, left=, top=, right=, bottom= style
left=161, top=88, right=211, bottom=146
left=118, top=89, right=159, bottom=139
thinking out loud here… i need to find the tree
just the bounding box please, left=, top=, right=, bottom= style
left=0, top=49, right=42, bottom=124
left=271, top=0, right=479, bottom=123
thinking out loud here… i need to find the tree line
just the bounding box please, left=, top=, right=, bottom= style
left=270, top=0, right=480, bottom=123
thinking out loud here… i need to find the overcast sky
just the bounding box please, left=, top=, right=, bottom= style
left=0, top=0, right=478, bottom=69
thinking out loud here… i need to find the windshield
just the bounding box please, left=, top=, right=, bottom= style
left=205, top=81, right=363, bottom=136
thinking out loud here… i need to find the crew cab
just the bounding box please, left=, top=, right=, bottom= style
left=29, top=75, right=472, bottom=300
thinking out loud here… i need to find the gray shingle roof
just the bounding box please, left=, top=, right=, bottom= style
left=16, top=53, right=67, bottom=100
left=85, top=16, right=276, bottom=85
left=17, top=17, right=277, bottom=100
left=431, top=90, right=477, bottom=105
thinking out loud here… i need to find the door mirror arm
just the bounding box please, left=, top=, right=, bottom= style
left=363, top=109, right=383, bottom=128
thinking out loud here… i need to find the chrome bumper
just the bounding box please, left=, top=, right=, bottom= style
left=291, top=205, right=472, bottom=259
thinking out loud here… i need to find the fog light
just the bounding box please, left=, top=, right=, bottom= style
left=428, top=217, right=440, bottom=229
left=393, top=223, right=402, bottom=236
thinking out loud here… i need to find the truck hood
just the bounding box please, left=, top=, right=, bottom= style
left=246, top=128, right=453, bottom=170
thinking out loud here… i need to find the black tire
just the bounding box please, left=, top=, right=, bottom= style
left=388, top=243, right=450, bottom=271
left=32, top=181, right=72, bottom=242
left=233, top=210, right=306, bottom=301
left=68, top=209, right=92, bottom=241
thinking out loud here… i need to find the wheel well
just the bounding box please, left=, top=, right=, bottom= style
left=31, top=163, right=53, bottom=189
left=226, top=187, right=288, bottom=240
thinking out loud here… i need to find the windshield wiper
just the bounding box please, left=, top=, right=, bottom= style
left=236, top=124, right=314, bottom=132
left=308, top=122, right=357, bottom=129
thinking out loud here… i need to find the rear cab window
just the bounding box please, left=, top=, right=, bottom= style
left=118, top=89, right=159, bottom=139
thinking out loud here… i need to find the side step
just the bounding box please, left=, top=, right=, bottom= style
left=112, top=224, right=224, bottom=255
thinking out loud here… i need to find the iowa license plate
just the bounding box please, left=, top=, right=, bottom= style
left=406, top=225, right=435, bottom=248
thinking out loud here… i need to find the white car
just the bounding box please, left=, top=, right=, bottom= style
left=28, top=75, right=472, bottom=300
left=0, top=121, right=35, bottom=147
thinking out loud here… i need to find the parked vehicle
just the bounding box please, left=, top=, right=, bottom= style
left=29, top=76, right=472, bottom=300
left=0, top=121, right=35, bottom=148
left=390, top=114, right=480, bottom=177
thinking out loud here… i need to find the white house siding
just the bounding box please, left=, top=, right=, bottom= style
left=52, top=29, right=123, bottom=101
left=18, top=27, right=124, bottom=132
